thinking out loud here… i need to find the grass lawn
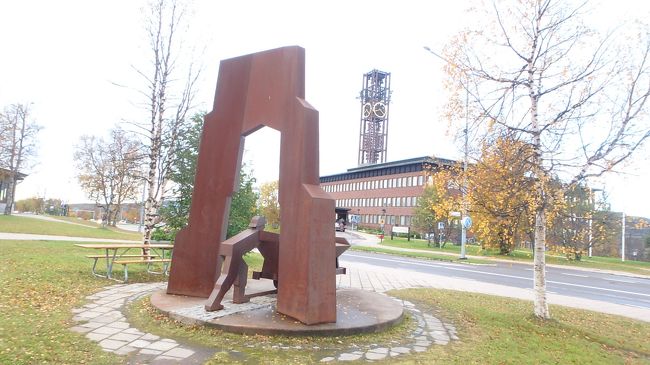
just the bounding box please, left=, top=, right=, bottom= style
left=394, top=288, right=650, bottom=364
left=2, top=239, right=648, bottom=364
left=0, top=240, right=164, bottom=364
left=378, top=236, right=650, bottom=276
left=0, top=215, right=141, bottom=241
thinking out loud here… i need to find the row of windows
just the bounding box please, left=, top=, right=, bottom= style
left=324, top=175, right=424, bottom=193
left=336, top=196, right=419, bottom=208
left=359, top=214, right=412, bottom=227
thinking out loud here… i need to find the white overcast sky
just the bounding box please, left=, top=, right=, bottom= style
left=1, top=0, right=649, bottom=217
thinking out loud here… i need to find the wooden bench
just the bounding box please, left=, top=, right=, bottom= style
left=112, top=258, right=172, bottom=282
left=85, top=255, right=156, bottom=279
left=75, top=243, right=174, bottom=282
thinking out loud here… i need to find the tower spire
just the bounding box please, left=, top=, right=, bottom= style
left=358, top=70, right=391, bottom=165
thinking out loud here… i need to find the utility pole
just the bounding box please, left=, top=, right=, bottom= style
left=423, top=46, right=471, bottom=259
left=459, top=77, right=469, bottom=260
left=589, top=218, right=594, bottom=257
left=621, top=211, right=626, bottom=262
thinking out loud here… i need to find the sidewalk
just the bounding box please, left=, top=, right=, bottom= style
left=338, top=232, right=650, bottom=321
left=337, top=259, right=650, bottom=323
left=14, top=213, right=97, bottom=228
left=0, top=232, right=139, bottom=243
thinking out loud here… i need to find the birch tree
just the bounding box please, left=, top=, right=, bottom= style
left=441, top=0, right=650, bottom=319
left=134, top=0, right=199, bottom=243
left=0, top=103, right=41, bottom=215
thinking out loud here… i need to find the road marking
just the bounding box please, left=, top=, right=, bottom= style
left=561, top=273, right=589, bottom=278
left=626, top=304, right=650, bottom=310
left=606, top=278, right=638, bottom=284
left=343, top=253, right=650, bottom=299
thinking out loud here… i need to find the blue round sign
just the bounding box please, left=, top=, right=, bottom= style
left=462, top=216, right=472, bottom=229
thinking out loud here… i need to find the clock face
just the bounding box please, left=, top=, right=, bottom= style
left=363, top=103, right=372, bottom=118
left=373, top=102, right=386, bottom=117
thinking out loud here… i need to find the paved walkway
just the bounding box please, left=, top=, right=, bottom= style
left=71, top=283, right=213, bottom=363
left=0, top=232, right=139, bottom=243
left=72, top=282, right=460, bottom=363
left=14, top=213, right=97, bottom=228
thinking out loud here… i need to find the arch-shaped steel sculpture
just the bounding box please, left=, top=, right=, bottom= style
left=166, top=46, right=337, bottom=324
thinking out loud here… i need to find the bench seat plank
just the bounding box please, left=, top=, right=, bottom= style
left=113, top=259, right=171, bottom=264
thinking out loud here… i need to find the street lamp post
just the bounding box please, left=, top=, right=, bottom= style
left=424, top=46, right=470, bottom=260
left=459, top=62, right=470, bottom=260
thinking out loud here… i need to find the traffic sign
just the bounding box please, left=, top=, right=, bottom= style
left=462, top=216, right=472, bottom=229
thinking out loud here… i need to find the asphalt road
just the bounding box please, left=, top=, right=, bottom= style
left=340, top=250, right=650, bottom=310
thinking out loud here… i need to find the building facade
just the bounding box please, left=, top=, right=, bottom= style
left=320, top=156, right=454, bottom=232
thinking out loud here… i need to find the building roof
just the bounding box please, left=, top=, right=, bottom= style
left=320, top=156, right=457, bottom=183
left=0, top=167, right=27, bottom=180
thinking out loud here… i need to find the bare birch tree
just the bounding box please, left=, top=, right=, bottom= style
left=74, top=128, right=143, bottom=226
left=0, top=103, right=41, bottom=215
left=441, top=0, right=650, bottom=319
left=134, top=0, right=199, bottom=243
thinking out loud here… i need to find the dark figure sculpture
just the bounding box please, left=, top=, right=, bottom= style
left=167, top=46, right=345, bottom=324
left=203, top=216, right=349, bottom=312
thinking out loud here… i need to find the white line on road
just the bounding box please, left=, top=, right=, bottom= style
left=561, top=273, right=589, bottom=278
left=606, top=278, right=638, bottom=284
left=626, top=304, right=650, bottom=310
left=343, top=253, right=650, bottom=299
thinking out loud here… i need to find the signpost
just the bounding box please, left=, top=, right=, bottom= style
left=460, top=216, right=472, bottom=260
left=391, top=226, right=410, bottom=241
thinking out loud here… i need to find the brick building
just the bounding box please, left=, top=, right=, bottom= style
left=320, top=156, right=454, bottom=232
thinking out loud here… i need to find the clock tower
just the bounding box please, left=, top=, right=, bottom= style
left=358, top=69, right=391, bottom=165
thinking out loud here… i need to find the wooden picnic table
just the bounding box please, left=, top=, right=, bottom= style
left=75, top=242, right=173, bottom=282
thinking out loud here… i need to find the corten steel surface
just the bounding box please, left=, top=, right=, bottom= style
left=166, top=46, right=338, bottom=324
left=203, top=217, right=349, bottom=312
left=204, top=217, right=278, bottom=312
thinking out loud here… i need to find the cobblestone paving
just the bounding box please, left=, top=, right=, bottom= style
left=319, top=296, right=458, bottom=362
left=71, top=265, right=460, bottom=363
left=70, top=283, right=212, bottom=364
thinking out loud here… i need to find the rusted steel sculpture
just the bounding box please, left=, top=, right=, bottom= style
left=204, top=216, right=350, bottom=312
left=167, top=46, right=344, bottom=324
left=204, top=216, right=276, bottom=311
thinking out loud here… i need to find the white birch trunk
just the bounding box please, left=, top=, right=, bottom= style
left=533, top=208, right=550, bottom=319
left=529, top=35, right=550, bottom=318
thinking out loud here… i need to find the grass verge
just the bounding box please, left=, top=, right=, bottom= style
left=0, top=215, right=141, bottom=241
left=350, top=245, right=495, bottom=265
left=378, top=237, right=650, bottom=276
